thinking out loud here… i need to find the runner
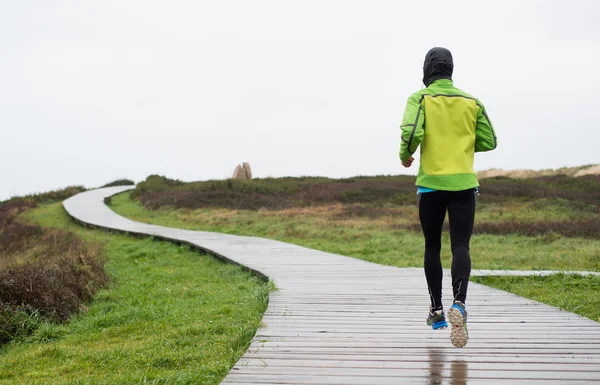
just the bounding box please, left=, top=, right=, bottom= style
left=399, top=47, right=498, bottom=347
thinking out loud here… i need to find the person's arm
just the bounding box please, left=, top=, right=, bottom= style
left=399, top=93, right=425, bottom=164
left=475, top=102, right=497, bottom=152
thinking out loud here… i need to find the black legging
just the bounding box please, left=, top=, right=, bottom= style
left=419, top=189, right=476, bottom=309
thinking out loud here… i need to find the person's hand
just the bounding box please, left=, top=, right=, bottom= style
left=402, top=156, right=414, bottom=168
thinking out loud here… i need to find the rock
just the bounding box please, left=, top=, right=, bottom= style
left=242, top=162, right=252, bottom=180
left=232, top=163, right=253, bottom=180
left=232, top=165, right=246, bottom=180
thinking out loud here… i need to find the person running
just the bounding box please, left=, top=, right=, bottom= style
left=399, top=47, right=497, bottom=348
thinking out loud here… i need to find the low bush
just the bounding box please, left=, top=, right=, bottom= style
left=0, top=200, right=42, bottom=257
left=131, top=174, right=599, bottom=212
left=101, top=179, right=135, bottom=188
left=480, top=175, right=600, bottom=207
left=0, top=230, right=107, bottom=322
left=131, top=175, right=185, bottom=199
left=135, top=175, right=418, bottom=210
left=0, top=200, right=108, bottom=345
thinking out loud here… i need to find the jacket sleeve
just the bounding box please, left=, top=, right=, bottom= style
left=475, top=102, right=497, bottom=152
left=399, top=93, right=425, bottom=163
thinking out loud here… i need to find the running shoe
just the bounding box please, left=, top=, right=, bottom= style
left=448, top=300, right=469, bottom=348
left=426, top=308, right=448, bottom=330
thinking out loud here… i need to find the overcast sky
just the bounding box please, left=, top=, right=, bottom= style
left=1, top=1, right=599, bottom=200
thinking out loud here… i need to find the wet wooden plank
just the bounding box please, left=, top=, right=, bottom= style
left=63, top=187, right=600, bottom=385
left=240, top=352, right=600, bottom=364
left=234, top=358, right=600, bottom=372
left=252, top=334, right=600, bottom=343
left=223, top=370, right=600, bottom=382
left=248, top=342, right=600, bottom=351
left=221, top=380, right=599, bottom=385
left=255, top=329, right=600, bottom=337
left=224, top=366, right=600, bottom=380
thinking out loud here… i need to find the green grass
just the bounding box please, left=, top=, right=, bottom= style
left=110, top=192, right=600, bottom=272
left=0, top=202, right=270, bottom=384
left=472, top=274, right=600, bottom=322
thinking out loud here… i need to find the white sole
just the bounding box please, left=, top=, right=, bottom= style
left=448, top=307, right=468, bottom=348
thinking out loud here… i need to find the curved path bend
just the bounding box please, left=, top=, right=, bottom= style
left=64, top=187, right=600, bottom=385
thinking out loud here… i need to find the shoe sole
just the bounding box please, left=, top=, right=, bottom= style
left=448, top=307, right=468, bottom=348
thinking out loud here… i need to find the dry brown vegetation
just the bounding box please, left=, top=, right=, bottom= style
left=393, top=218, right=600, bottom=240
left=0, top=191, right=108, bottom=345
left=0, top=200, right=41, bottom=262
left=134, top=174, right=600, bottom=210
left=477, top=164, right=600, bottom=179
left=131, top=174, right=600, bottom=239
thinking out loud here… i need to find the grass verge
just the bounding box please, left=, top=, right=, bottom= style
left=0, top=202, right=270, bottom=384
left=471, top=274, right=600, bottom=322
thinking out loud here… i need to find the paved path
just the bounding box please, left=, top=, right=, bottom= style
left=64, top=187, right=600, bottom=385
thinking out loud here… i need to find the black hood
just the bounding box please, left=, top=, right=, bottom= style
left=422, top=47, right=453, bottom=86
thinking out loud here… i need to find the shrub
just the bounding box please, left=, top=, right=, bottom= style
left=0, top=219, right=44, bottom=255
left=133, top=174, right=600, bottom=212
left=101, top=179, right=135, bottom=188
left=0, top=200, right=42, bottom=257
left=0, top=230, right=108, bottom=322
left=131, top=175, right=185, bottom=199
left=480, top=175, right=600, bottom=208
left=134, top=175, right=418, bottom=210
left=0, top=202, right=108, bottom=344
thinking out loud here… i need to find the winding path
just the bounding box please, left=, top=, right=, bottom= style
left=64, top=187, right=600, bottom=385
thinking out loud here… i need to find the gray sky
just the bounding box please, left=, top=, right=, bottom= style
left=1, top=0, right=599, bottom=200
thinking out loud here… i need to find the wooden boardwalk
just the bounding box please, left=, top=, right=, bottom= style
left=64, top=187, right=600, bottom=385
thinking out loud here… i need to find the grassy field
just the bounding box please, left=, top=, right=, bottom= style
left=0, top=202, right=270, bottom=384
left=109, top=174, right=600, bottom=321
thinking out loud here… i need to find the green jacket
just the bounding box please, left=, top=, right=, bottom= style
left=399, top=79, right=497, bottom=191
